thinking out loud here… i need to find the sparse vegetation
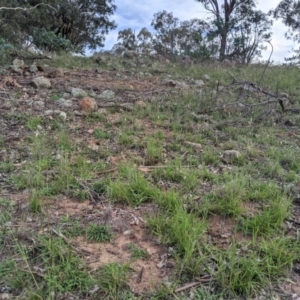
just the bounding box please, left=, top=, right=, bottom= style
left=1, top=53, right=300, bottom=300
left=86, top=224, right=113, bottom=242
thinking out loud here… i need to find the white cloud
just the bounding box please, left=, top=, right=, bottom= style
left=101, top=0, right=297, bottom=63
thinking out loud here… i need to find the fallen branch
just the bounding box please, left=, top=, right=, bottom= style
left=174, top=276, right=212, bottom=293
left=93, top=167, right=118, bottom=175
left=51, top=228, right=90, bottom=256
left=174, top=281, right=201, bottom=293
left=199, top=80, right=289, bottom=116
left=136, top=267, right=144, bottom=283
left=75, top=177, right=100, bottom=204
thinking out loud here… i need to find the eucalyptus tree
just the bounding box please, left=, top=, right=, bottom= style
left=194, top=0, right=272, bottom=61
left=0, top=0, right=117, bottom=52
left=272, top=0, right=300, bottom=62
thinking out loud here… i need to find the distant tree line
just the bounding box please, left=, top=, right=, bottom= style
left=0, top=0, right=300, bottom=64
left=112, top=0, right=300, bottom=64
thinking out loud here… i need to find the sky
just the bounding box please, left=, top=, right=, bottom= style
left=102, top=0, right=296, bottom=63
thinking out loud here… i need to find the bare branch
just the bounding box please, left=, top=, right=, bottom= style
left=0, top=3, right=57, bottom=12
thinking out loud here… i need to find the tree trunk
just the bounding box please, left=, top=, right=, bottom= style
left=219, top=33, right=227, bottom=61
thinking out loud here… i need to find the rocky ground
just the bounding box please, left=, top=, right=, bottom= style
left=1, top=57, right=300, bottom=299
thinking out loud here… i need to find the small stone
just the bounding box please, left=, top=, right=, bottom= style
left=29, top=64, right=38, bottom=73
left=79, top=96, right=98, bottom=112
left=88, top=90, right=96, bottom=97
left=32, top=101, right=45, bottom=109
left=175, top=81, right=189, bottom=89
left=203, top=74, right=211, bottom=81
left=97, top=108, right=107, bottom=114
left=56, top=98, right=73, bottom=108
left=46, top=110, right=67, bottom=119
left=57, top=111, right=67, bottom=119
left=123, top=230, right=132, bottom=235
left=63, top=93, right=71, bottom=99
left=195, top=79, right=205, bottom=88
left=71, top=88, right=87, bottom=98
left=136, top=100, right=146, bottom=107
left=13, top=58, right=25, bottom=69
left=1, top=293, right=11, bottom=299
left=11, top=66, right=22, bottom=74
left=97, top=90, right=115, bottom=99
left=32, top=76, right=51, bottom=89
left=48, top=68, right=64, bottom=78
left=163, top=79, right=176, bottom=86
left=45, top=110, right=54, bottom=115
left=220, top=150, right=241, bottom=163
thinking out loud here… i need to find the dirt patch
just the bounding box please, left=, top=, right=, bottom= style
left=7, top=195, right=174, bottom=294
left=60, top=201, right=175, bottom=294
left=208, top=215, right=237, bottom=248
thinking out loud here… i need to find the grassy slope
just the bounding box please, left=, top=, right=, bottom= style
left=1, top=55, right=300, bottom=299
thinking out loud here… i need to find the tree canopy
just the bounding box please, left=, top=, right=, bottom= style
left=272, top=0, right=300, bottom=62
left=0, top=0, right=117, bottom=52
left=194, top=0, right=272, bottom=61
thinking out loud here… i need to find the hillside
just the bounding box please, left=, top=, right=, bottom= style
left=1, top=54, right=300, bottom=299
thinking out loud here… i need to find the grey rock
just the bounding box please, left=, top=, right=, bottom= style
left=97, top=90, right=115, bottom=99
left=175, top=81, right=189, bottom=89
left=29, top=64, right=38, bottom=73
left=88, top=90, right=96, bottom=97
left=242, top=84, right=256, bottom=92
left=13, top=58, right=25, bottom=69
left=220, top=150, right=241, bottom=163
left=32, top=76, right=51, bottom=89
left=163, top=79, right=189, bottom=89
left=71, top=88, right=87, bottom=98
left=32, top=101, right=45, bottom=109
left=11, top=65, right=22, bottom=74
left=203, top=74, right=211, bottom=81
left=1, top=293, right=12, bottom=299
left=45, top=110, right=67, bottom=119
left=63, top=92, right=71, bottom=99
left=56, top=98, right=73, bottom=108
left=195, top=80, right=205, bottom=88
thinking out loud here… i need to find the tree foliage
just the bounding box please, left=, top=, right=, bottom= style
left=151, top=11, right=180, bottom=57
left=194, top=0, right=272, bottom=61
left=0, top=0, right=117, bottom=52
left=150, top=11, right=214, bottom=60
left=114, top=28, right=137, bottom=53
left=272, top=0, right=300, bottom=62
